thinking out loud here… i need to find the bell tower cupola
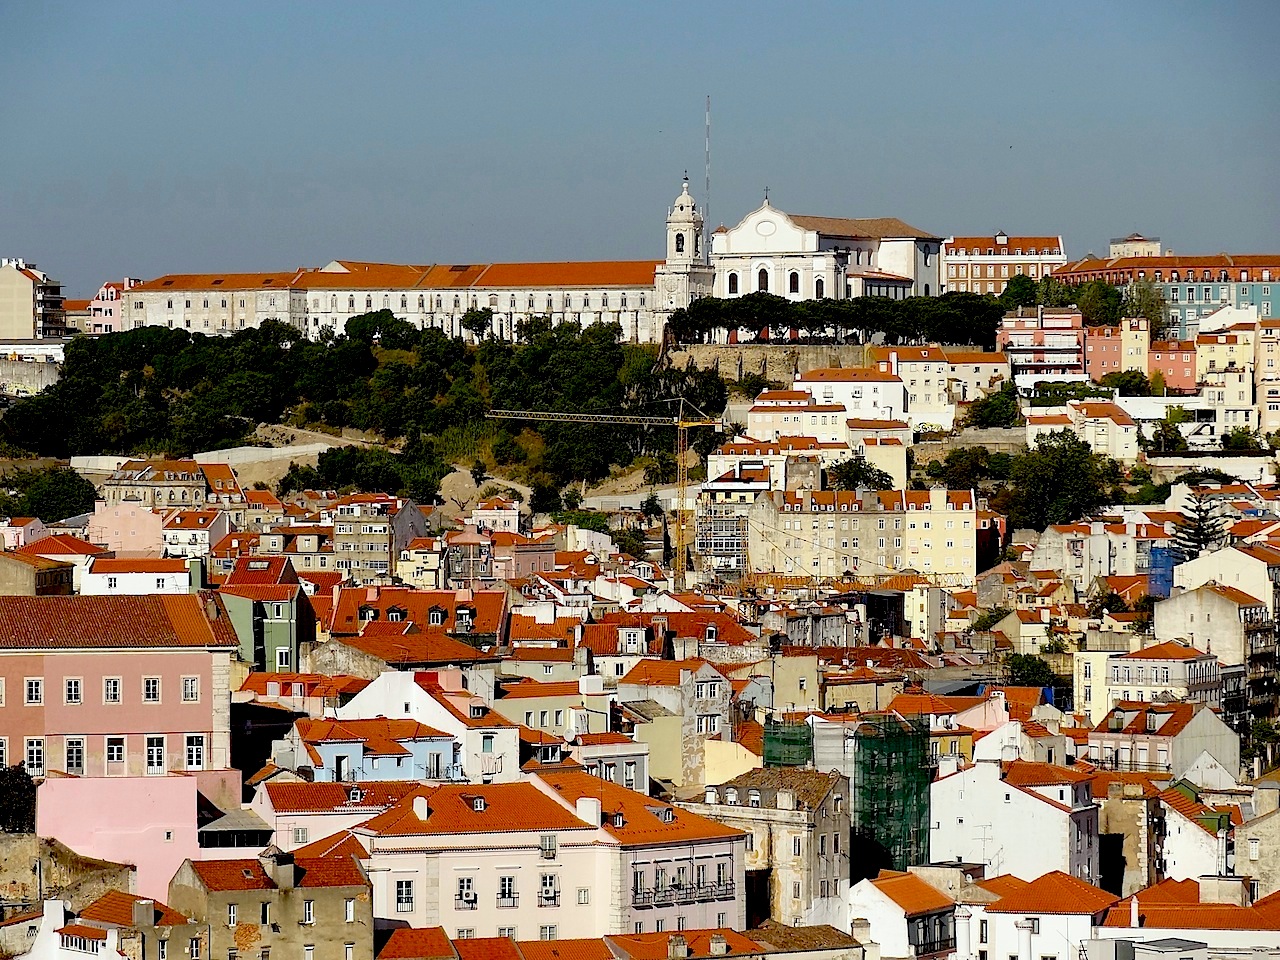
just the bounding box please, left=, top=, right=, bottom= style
left=666, top=174, right=704, bottom=265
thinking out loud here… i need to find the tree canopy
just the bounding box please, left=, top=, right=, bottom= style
left=667, top=292, right=1006, bottom=349
left=828, top=456, right=894, bottom=491
left=0, top=466, right=100, bottom=523
left=1005, top=430, right=1109, bottom=530
left=1005, top=654, right=1056, bottom=688
left=964, top=382, right=1021, bottom=428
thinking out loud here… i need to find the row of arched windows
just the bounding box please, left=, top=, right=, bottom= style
left=727, top=270, right=825, bottom=298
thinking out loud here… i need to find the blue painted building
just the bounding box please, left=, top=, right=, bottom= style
left=284, top=716, right=464, bottom=782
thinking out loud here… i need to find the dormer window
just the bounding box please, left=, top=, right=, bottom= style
left=358, top=606, right=377, bottom=622
left=661, top=808, right=674, bottom=823
left=613, top=812, right=625, bottom=827
left=748, top=790, right=761, bottom=808
left=428, top=607, right=446, bottom=627
left=705, top=625, right=718, bottom=642
left=469, top=704, right=485, bottom=719
left=348, top=787, right=363, bottom=803
left=472, top=797, right=487, bottom=812
left=725, top=789, right=738, bottom=805
left=387, top=606, right=406, bottom=623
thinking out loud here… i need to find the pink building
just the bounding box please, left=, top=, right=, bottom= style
left=0, top=516, right=47, bottom=549
left=0, top=594, right=237, bottom=779
left=87, top=500, right=166, bottom=556
left=84, top=279, right=140, bottom=335
left=1084, top=325, right=1124, bottom=380
left=1148, top=339, right=1198, bottom=393
left=997, top=306, right=1086, bottom=378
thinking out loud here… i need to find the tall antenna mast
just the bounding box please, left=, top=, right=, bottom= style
left=704, top=94, right=711, bottom=262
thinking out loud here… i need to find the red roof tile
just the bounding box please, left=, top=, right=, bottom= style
left=0, top=593, right=236, bottom=649
left=378, top=927, right=456, bottom=960
left=987, top=871, right=1117, bottom=915
left=871, top=871, right=954, bottom=917
left=358, top=782, right=593, bottom=837
left=79, top=890, right=188, bottom=927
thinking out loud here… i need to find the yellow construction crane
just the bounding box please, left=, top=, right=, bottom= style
left=486, top=402, right=723, bottom=585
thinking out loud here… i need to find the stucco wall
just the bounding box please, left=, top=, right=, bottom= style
left=0, top=358, right=60, bottom=396
left=0, top=834, right=135, bottom=909
left=664, top=344, right=870, bottom=383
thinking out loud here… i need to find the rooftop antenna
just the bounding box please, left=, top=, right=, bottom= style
left=704, top=94, right=711, bottom=263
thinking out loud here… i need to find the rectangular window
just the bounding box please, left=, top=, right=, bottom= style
left=303, top=901, right=314, bottom=924
left=104, top=677, right=121, bottom=704
left=25, top=678, right=43, bottom=705
left=182, top=677, right=199, bottom=702
left=345, top=948, right=353, bottom=960
left=190, top=935, right=201, bottom=957
left=228, top=904, right=237, bottom=926
left=186, top=735, right=205, bottom=771
left=159, top=943, right=167, bottom=960
left=539, top=927, right=557, bottom=942
left=345, top=899, right=355, bottom=923
left=540, top=834, right=557, bottom=859
left=143, top=677, right=161, bottom=702
left=25, top=738, right=44, bottom=776
left=146, top=736, right=165, bottom=775
left=577, top=888, right=590, bottom=905
left=106, top=737, right=124, bottom=764
left=396, top=880, right=414, bottom=912
left=65, top=738, right=85, bottom=775
left=792, top=836, right=801, bottom=856
left=64, top=678, right=82, bottom=705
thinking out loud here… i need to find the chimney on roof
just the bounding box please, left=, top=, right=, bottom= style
left=576, top=796, right=602, bottom=825
left=709, top=935, right=730, bottom=956
left=1129, top=895, right=1139, bottom=927
left=413, top=795, right=430, bottom=820
left=667, top=935, right=690, bottom=960
left=204, top=597, right=220, bottom=621
left=131, top=898, right=155, bottom=930
left=258, top=848, right=295, bottom=891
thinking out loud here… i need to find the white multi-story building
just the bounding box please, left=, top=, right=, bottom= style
left=793, top=368, right=909, bottom=424
left=119, top=180, right=714, bottom=344
left=1103, top=641, right=1221, bottom=711
left=710, top=200, right=943, bottom=300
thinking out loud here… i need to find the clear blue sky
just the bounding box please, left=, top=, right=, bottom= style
left=2, top=0, right=1277, bottom=297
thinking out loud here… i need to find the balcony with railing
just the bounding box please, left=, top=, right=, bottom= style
left=537, top=892, right=560, bottom=908
left=631, top=882, right=735, bottom=907
left=496, top=894, right=519, bottom=909
left=454, top=895, right=478, bottom=911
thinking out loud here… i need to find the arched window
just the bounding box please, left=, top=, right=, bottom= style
left=365, top=296, right=373, bottom=309
left=789, top=272, right=799, bottom=294
left=400, top=295, right=407, bottom=310
left=435, top=295, right=442, bottom=309
left=758, top=269, right=769, bottom=292
left=815, top=278, right=825, bottom=298
left=348, top=296, right=355, bottom=311
left=528, top=295, right=535, bottom=309
left=924, top=284, right=930, bottom=296
left=418, top=295, right=424, bottom=309
left=855, top=249, right=862, bottom=265
left=331, top=296, right=337, bottom=310
left=728, top=273, right=739, bottom=295
left=382, top=295, right=389, bottom=309
left=675, top=233, right=685, bottom=253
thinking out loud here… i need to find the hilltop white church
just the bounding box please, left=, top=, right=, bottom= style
left=122, top=180, right=940, bottom=344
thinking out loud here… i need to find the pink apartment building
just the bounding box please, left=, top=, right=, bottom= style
left=997, top=306, right=1086, bottom=378
left=87, top=500, right=166, bottom=555
left=1148, top=340, right=1198, bottom=393
left=0, top=593, right=237, bottom=779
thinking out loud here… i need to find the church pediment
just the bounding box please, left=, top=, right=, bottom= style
left=712, top=203, right=814, bottom=256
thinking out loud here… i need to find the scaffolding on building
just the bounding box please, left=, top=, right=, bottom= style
left=848, top=714, right=932, bottom=873
left=762, top=718, right=813, bottom=767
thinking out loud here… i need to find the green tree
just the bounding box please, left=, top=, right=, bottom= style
left=999, top=274, right=1038, bottom=311
left=1005, top=654, right=1056, bottom=688
left=0, top=466, right=100, bottom=523
left=1171, top=489, right=1226, bottom=563
left=964, top=382, right=1021, bottom=428
left=644, top=452, right=677, bottom=486
left=460, top=308, right=495, bottom=340
left=1142, top=408, right=1189, bottom=454
left=1077, top=280, right=1124, bottom=326
left=1222, top=426, right=1265, bottom=452
left=828, top=456, right=894, bottom=491
left=1099, top=370, right=1151, bottom=397
left=937, top=446, right=990, bottom=489
left=470, top=459, right=488, bottom=487
left=1036, top=275, right=1075, bottom=308
left=529, top=478, right=563, bottom=515
left=970, top=606, right=1011, bottom=632
left=1123, top=278, right=1170, bottom=337
left=550, top=509, right=610, bottom=533
left=613, top=527, right=649, bottom=559
left=562, top=487, right=584, bottom=510
left=640, top=492, right=664, bottom=520
left=1007, top=431, right=1107, bottom=530
left=1131, top=594, right=1158, bottom=634
left=1087, top=591, right=1130, bottom=619
left=0, top=764, right=36, bottom=833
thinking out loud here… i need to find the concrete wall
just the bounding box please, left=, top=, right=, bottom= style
left=665, top=344, right=869, bottom=383
left=0, top=358, right=60, bottom=395
left=913, top=427, right=1028, bottom=463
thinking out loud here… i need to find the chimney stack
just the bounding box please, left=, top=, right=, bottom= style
left=667, top=935, right=689, bottom=960
left=709, top=935, right=729, bottom=956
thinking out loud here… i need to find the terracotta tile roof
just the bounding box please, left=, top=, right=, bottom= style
left=0, top=593, right=236, bottom=649
left=378, top=927, right=457, bottom=960
left=190, top=855, right=365, bottom=890
left=871, top=871, right=954, bottom=917
left=16, top=534, right=110, bottom=557
left=358, top=782, right=595, bottom=837
left=1100, top=901, right=1280, bottom=930
left=263, top=780, right=419, bottom=813
left=598, top=611, right=756, bottom=645
left=291, top=831, right=369, bottom=860
left=164, top=510, right=224, bottom=530
left=132, top=272, right=299, bottom=292
left=509, top=646, right=576, bottom=663
left=340, top=630, right=500, bottom=666
left=224, top=556, right=298, bottom=586
left=1002, top=760, right=1091, bottom=787
left=90, top=557, right=189, bottom=574
left=603, top=930, right=763, bottom=960
left=79, top=889, right=189, bottom=927
left=794, top=367, right=903, bottom=383
left=573, top=732, right=633, bottom=746
left=499, top=680, right=584, bottom=700
left=1117, top=641, right=1206, bottom=661
left=1158, top=787, right=1228, bottom=834
left=619, top=657, right=719, bottom=687
left=329, top=586, right=506, bottom=636
left=538, top=770, right=745, bottom=845
left=57, top=923, right=108, bottom=940
left=1093, top=701, right=1199, bottom=737
left=987, top=870, right=1118, bottom=915
left=1134, top=877, right=1201, bottom=904
left=508, top=614, right=579, bottom=642
left=790, top=215, right=939, bottom=240
left=454, top=939, right=524, bottom=960
left=948, top=235, right=1062, bottom=251
left=974, top=875, right=1031, bottom=899
left=469, top=261, right=661, bottom=288
left=1089, top=771, right=1169, bottom=800
left=295, top=717, right=450, bottom=747
left=1201, top=582, right=1266, bottom=606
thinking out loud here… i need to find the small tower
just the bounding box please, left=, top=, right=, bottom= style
left=666, top=175, right=704, bottom=265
